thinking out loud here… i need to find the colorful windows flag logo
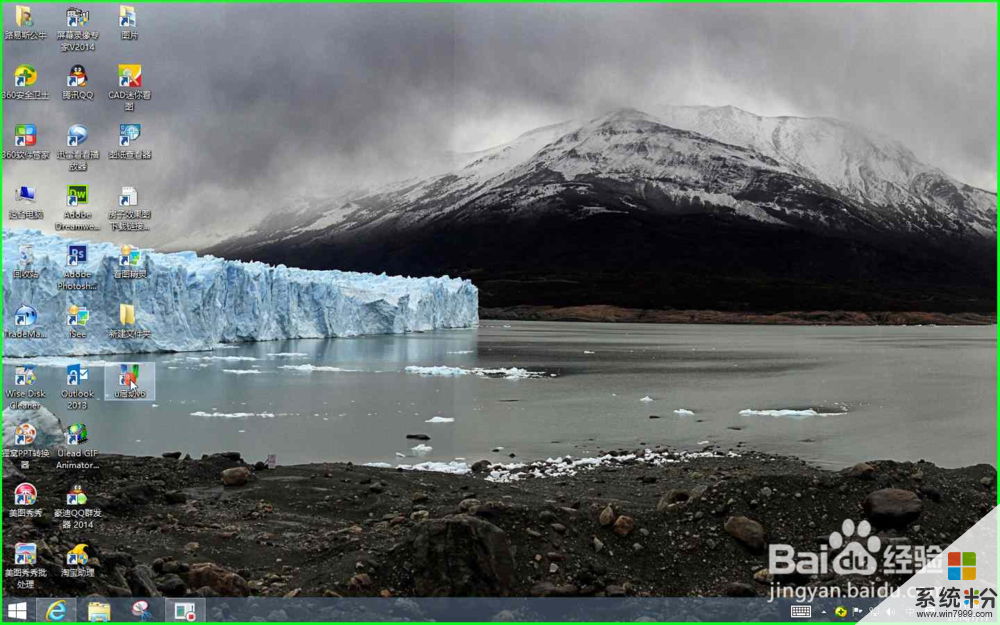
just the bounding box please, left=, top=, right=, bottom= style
left=947, top=551, right=976, bottom=580
left=964, top=589, right=980, bottom=607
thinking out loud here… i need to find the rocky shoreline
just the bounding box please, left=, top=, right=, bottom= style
left=3, top=445, right=995, bottom=600
left=481, top=305, right=997, bottom=326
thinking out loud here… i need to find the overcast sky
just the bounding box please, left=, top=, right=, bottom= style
left=3, top=3, right=995, bottom=248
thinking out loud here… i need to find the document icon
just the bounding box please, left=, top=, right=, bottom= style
left=119, top=303, right=136, bottom=325
left=120, top=186, right=138, bottom=206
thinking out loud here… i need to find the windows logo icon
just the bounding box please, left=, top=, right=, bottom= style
left=947, top=551, right=975, bottom=580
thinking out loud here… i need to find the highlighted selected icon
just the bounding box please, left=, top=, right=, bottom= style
left=43, top=599, right=70, bottom=622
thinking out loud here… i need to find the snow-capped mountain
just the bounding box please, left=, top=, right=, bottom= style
left=656, top=105, right=995, bottom=236
left=207, top=106, right=995, bottom=313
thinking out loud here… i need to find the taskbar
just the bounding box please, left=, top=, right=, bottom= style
left=2, top=596, right=914, bottom=622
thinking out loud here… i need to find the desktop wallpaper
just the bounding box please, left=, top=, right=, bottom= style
left=1, top=3, right=996, bottom=621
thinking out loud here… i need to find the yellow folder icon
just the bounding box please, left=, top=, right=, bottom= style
left=16, top=6, right=31, bottom=27
left=119, top=303, right=135, bottom=325
left=120, top=5, right=135, bottom=24
left=87, top=602, right=111, bottom=622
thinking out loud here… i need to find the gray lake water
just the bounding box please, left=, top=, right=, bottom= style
left=6, top=321, right=996, bottom=469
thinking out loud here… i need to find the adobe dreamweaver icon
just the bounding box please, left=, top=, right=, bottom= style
left=947, top=551, right=975, bottom=580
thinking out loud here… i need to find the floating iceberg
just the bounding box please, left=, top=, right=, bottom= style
left=739, top=408, right=846, bottom=418
left=404, top=365, right=544, bottom=379
left=3, top=229, right=479, bottom=357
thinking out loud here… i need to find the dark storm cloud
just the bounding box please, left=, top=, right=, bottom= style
left=3, top=4, right=994, bottom=248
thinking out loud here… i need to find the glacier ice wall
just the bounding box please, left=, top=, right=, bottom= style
left=3, top=229, right=479, bottom=357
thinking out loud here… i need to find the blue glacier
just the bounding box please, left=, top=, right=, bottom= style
left=3, top=229, right=479, bottom=357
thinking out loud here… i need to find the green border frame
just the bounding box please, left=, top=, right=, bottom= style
left=0, top=1, right=996, bottom=623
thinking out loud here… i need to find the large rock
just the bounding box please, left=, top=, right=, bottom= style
left=599, top=505, right=616, bottom=527
left=3, top=406, right=67, bottom=451
left=846, top=462, right=877, bottom=479
left=863, top=489, right=923, bottom=528
left=410, top=514, right=515, bottom=596
left=723, top=582, right=758, bottom=597
left=724, top=516, right=766, bottom=552
left=156, top=574, right=187, bottom=597
left=3, top=457, right=25, bottom=481
left=613, top=515, right=635, bottom=537
left=126, top=565, right=160, bottom=597
left=221, top=466, right=251, bottom=487
left=656, top=489, right=692, bottom=512
left=186, top=562, right=249, bottom=597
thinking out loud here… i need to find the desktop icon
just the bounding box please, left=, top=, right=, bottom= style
left=13, top=64, right=37, bottom=87
left=67, top=363, right=89, bottom=385
left=120, top=5, right=136, bottom=27
left=120, top=186, right=138, bottom=206
left=14, top=482, right=37, bottom=505
left=66, top=422, right=88, bottom=445
left=120, top=303, right=136, bottom=325
left=14, top=304, right=38, bottom=326
left=131, top=601, right=152, bottom=622
left=67, top=485, right=87, bottom=506
left=14, top=185, right=36, bottom=202
left=118, top=63, right=142, bottom=88
left=68, top=64, right=88, bottom=87
left=120, top=363, right=140, bottom=388
left=120, top=244, right=142, bottom=266
left=119, top=123, right=141, bottom=145
left=67, top=243, right=88, bottom=265
left=14, top=365, right=36, bottom=386
left=14, top=542, right=36, bottom=565
left=14, top=123, right=37, bottom=146
left=67, top=184, right=89, bottom=206
left=14, top=423, right=36, bottom=445
left=66, top=7, right=89, bottom=27
left=66, top=544, right=89, bottom=566
left=43, top=599, right=70, bottom=622
left=15, top=6, right=33, bottom=27
left=19, top=244, right=34, bottom=264
left=87, top=601, right=110, bottom=622
left=67, top=124, right=89, bottom=146
left=67, top=304, right=90, bottom=326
